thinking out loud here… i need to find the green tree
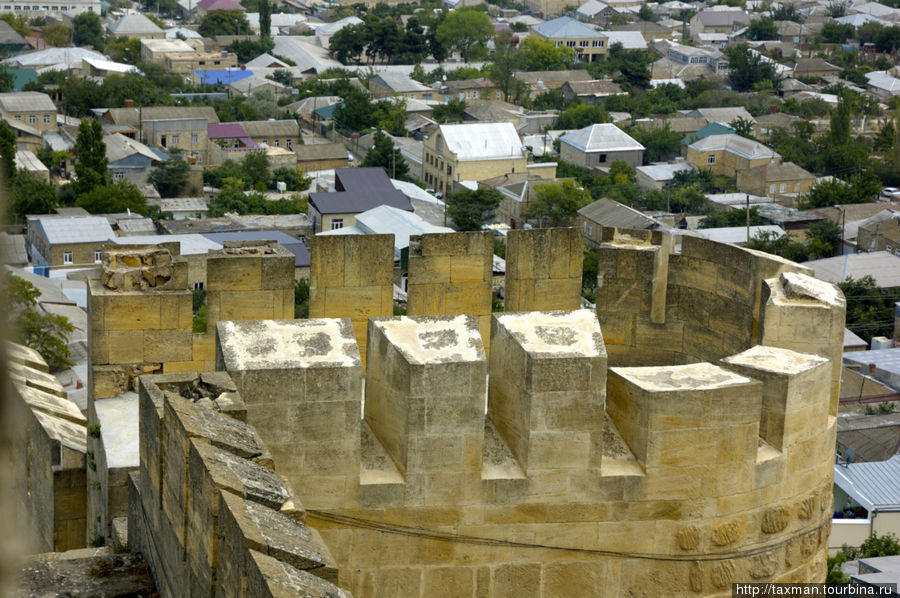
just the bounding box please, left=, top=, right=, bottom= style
left=744, top=231, right=808, bottom=262
left=524, top=179, right=591, bottom=226
left=76, top=180, right=149, bottom=215
left=0, top=120, right=15, bottom=184
left=43, top=24, right=71, bottom=47
left=106, top=37, right=142, bottom=63
left=747, top=17, right=778, bottom=41
left=436, top=10, right=493, bottom=63
left=433, top=98, right=466, bottom=123
left=516, top=35, right=575, bottom=71
left=246, top=88, right=278, bottom=120
left=226, top=37, right=275, bottom=62
left=294, top=278, right=310, bottom=318
left=148, top=158, right=190, bottom=198
left=489, top=30, right=528, bottom=103
left=446, top=188, right=502, bottom=231
left=638, top=3, right=656, bottom=21
left=270, top=167, right=311, bottom=192
left=362, top=130, right=409, bottom=179
left=372, top=99, right=407, bottom=136
left=628, top=123, right=681, bottom=163
left=73, top=118, right=109, bottom=198
left=729, top=117, right=756, bottom=139
left=699, top=208, right=764, bottom=229
left=240, top=151, right=271, bottom=189
left=259, top=0, right=272, bottom=40
left=6, top=271, right=74, bottom=370
left=329, top=23, right=366, bottom=64
left=724, top=44, right=779, bottom=92
left=805, top=219, right=843, bottom=258
left=333, top=88, right=375, bottom=133
left=8, top=170, right=58, bottom=223
left=838, top=276, right=900, bottom=342
left=73, top=12, right=104, bottom=50
left=0, top=13, right=27, bottom=36
left=556, top=104, right=609, bottom=130
left=199, top=10, right=251, bottom=37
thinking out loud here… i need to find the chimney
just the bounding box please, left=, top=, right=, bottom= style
left=124, top=99, right=135, bottom=108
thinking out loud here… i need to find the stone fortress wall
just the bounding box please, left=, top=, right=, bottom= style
left=80, top=227, right=846, bottom=597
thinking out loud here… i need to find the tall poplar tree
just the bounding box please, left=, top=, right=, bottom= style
left=73, top=118, right=109, bottom=198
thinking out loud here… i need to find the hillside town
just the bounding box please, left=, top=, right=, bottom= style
left=5, top=0, right=900, bottom=594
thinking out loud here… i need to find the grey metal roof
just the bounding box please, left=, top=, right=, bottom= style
left=561, top=123, right=644, bottom=153
left=578, top=198, right=661, bottom=230
left=30, top=216, right=115, bottom=245
left=108, top=14, right=164, bottom=35
left=111, top=234, right=221, bottom=256
left=694, top=225, right=785, bottom=245
left=834, top=455, right=900, bottom=510
left=808, top=252, right=900, bottom=287
left=201, top=230, right=310, bottom=266
left=533, top=16, right=606, bottom=39
left=0, top=91, right=56, bottom=113
left=437, top=123, right=525, bottom=161
left=1, top=232, right=27, bottom=265
left=636, top=162, right=693, bottom=182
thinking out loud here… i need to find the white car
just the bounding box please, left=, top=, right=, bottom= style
left=883, top=187, right=900, bottom=198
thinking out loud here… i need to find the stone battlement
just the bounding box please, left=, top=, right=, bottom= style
left=80, top=228, right=846, bottom=597
left=129, top=372, right=350, bottom=598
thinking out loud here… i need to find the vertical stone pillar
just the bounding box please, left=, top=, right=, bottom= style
left=88, top=245, right=192, bottom=400
left=504, top=228, right=583, bottom=312
left=488, top=310, right=606, bottom=477
left=607, top=362, right=762, bottom=500
left=309, top=235, right=394, bottom=368
left=759, top=272, right=846, bottom=416
left=199, top=241, right=296, bottom=370
left=406, top=231, right=494, bottom=350
left=364, top=315, right=486, bottom=506
left=215, top=318, right=362, bottom=509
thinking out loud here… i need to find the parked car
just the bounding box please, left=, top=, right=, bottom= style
left=882, top=187, right=900, bottom=198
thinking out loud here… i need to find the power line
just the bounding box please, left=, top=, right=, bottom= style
left=306, top=510, right=829, bottom=563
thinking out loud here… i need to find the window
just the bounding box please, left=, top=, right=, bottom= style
left=330, top=218, right=344, bottom=230
left=274, top=140, right=279, bottom=147
left=63, top=251, right=73, bottom=265
left=769, top=184, right=776, bottom=194
left=113, top=171, right=125, bottom=180
left=599, top=153, right=607, bottom=163
left=191, top=133, right=199, bottom=144
left=707, top=154, right=716, bottom=165
left=588, top=224, right=593, bottom=235
left=193, top=282, right=204, bottom=290
left=580, top=40, right=589, bottom=47
left=28, top=114, right=35, bottom=124
left=14, top=114, right=20, bottom=121
left=779, top=183, right=786, bottom=193
left=160, top=134, right=167, bottom=147
left=888, top=245, right=894, bottom=253
left=447, top=165, right=452, bottom=175
left=94, top=249, right=101, bottom=263
left=171, top=134, right=180, bottom=145
left=43, top=114, right=51, bottom=124
left=286, top=140, right=292, bottom=149
left=567, top=41, right=576, bottom=47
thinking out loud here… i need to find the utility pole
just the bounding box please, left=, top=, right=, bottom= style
left=746, top=193, right=750, bottom=244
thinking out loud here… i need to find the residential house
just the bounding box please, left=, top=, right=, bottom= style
left=15, top=150, right=48, bottom=182
left=99, top=106, right=218, bottom=165
left=307, top=167, right=413, bottom=233
left=578, top=198, right=662, bottom=247
left=196, top=0, right=245, bottom=15
left=296, top=143, right=348, bottom=173
left=157, top=198, right=209, bottom=221
left=560, top=79, right=624, bottom=104
left=105, top=133, right=168, bottom=186
left=635, top=162, right=694, bottom=191
left=865, top=70, right=900, bottom=99
left=736, top=161, right=815, bottom=203
left=651, top=43, right=728, bottom=81
left=754, top=112, right=800, bottom=139
left=440, top=78, right=505, bottom=102
left=140, top=38, right=237, bottom=73
left=228, top=75, right=290, bottom=97
left=689, top=8, right=750, bottom=39
left=559, top=123, right=645, bottom=170
left=791, top=57, right=841, bottom=79
left=681, top=122, right=735, bottom=147
left=685, top=134, right=780, bottom=177
left=610, top=21, right=672, bottom=42
left=604, top=30, right=649, bottom=50
left=478, top=172, right=551, bottom=226
left=694, top=225, right=787, bottom=246
left=315, top=16, right=363, bottom=50
left=575, top=0, right=618, bottom=26
left=831, top=456, right=900, bottom=552
left=0, top=91, right=58, bottom=134
left=857, top=213, right=900, bottom=254
left=207, top=123, right=258, bottom=151
left=0, top=0, right=99, bottom=14
left=0, top=20, right=28, bottom=55
left=685, top=106, right=756, bottom=127
left=272, top=36, right=343, bottom=76
left=422, top=122, right=531, bottom=198
left=514, top=69, right=594, bottom=92
left=26, top=216, right=115, bottom=270
left=241, top=120, right=300, bottom=151
left=107, top=14, right=165, bottom=40
left=531, top=16, right=608, bottom=62
left=369, top=72, right=434, bottom=101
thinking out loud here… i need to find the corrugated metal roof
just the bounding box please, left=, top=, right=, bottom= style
left=688, top=134, right=779, bottom=160
left=578, top=198, right=661, bottom=230
left=30, top=216, right=115, bottom=245
left=201, top=230, right=309, bottom=266
left=111, top=233, right=221, bottom=255
left=437, top=122, right=524, bottom=161
left=533, top=16, right=606, bottom=39
left=808, top=252, right=900, bottom=287
left=694, top=224, right=785, bottom=245
left=7, top=47, right=105, bottom=68
left=834, top=455, right=900, bottom=510
left=561, top=123, right=644, bottom=153
left=309, top=168, right=412, bottom=215
left=0, top=91, right=56, bottom=113
left=108, top=14, right=164, bottom=35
